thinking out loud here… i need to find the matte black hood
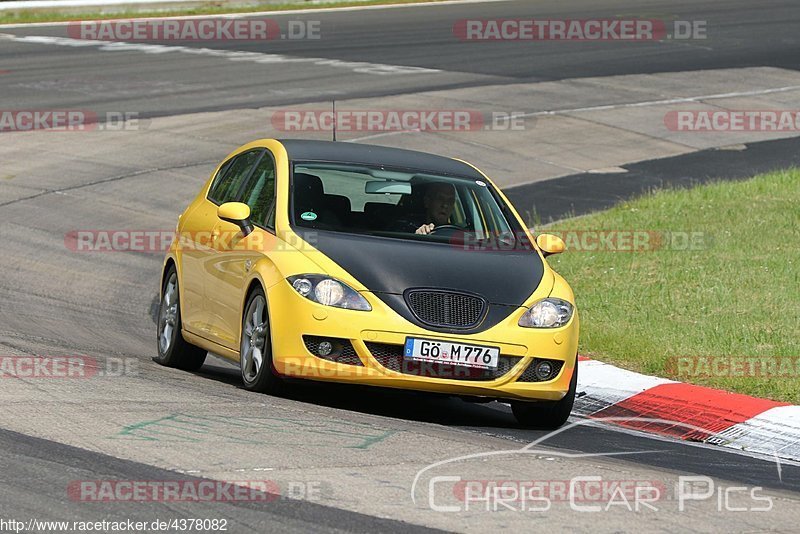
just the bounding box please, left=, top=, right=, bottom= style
left=297, top=229, right=546, bottom=334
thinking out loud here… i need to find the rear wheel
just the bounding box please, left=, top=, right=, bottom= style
left=511, top=360, right=577, bottom=429
left=240, top=287, right=285, bottom=394
left=154, top=266, right=207, bottom=371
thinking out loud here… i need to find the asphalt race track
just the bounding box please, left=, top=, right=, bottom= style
left=2, top=0, right=800, bottom=531
left=1, top=0, right=800, bottom=116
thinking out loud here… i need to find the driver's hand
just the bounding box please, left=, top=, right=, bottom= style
left=415, top=223, right=435, bottom=235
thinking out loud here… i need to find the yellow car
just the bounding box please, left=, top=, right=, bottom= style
left=156, top=139, right=578, bottom=428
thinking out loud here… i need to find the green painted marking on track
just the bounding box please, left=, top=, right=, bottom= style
left=110, top=412, right=396, bottom=449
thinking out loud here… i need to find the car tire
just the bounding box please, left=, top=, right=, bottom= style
left=154, top=266, right=207, bottom=371
left=240, top=286, right=285, bottom=394
left=511, top=358, right=577, bottom=429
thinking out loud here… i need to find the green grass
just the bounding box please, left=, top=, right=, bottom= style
left=546, top=169, right=800, bottom=403
left=0, top=0, right=446, bottom=25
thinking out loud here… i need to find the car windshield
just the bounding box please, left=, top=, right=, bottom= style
left=290, top=161, right=526, bottom=248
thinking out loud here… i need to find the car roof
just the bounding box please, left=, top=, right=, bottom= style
left=277, top=139, right=484, bottom=179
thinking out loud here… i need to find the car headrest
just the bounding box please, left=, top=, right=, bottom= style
left=294, top=172, right=324, bottom=202
left=398, top=181, right=430, bottom=213
left=325, top=194, right=351, bottom=213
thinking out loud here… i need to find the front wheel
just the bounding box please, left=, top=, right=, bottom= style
left=154, top=266, right=207, bottom=371
left=240, top=287, right=285, bottom=394
left=511, top=359, right=577, bottom=429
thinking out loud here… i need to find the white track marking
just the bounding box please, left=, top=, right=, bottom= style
left=346, top=130, right=420, bottom=142
left=573, top=357, right=800, bottom=463
left=345, top=83, right=800, bottom=138
left=516, top=85, right=800, bottom=118
left=569, top=414, right=800, bottom=468
left=574, top=358, right=676, bottom=416
left=0, top=0, right=513, bottom=25
left=4, top=34, right=441, bottom=76
left=714, top=406, right=800, bottom=459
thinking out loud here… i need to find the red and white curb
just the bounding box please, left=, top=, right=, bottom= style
left=574, top=356, right=800, bottom=462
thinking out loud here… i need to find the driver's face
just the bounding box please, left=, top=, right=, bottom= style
left=425, top=184, right=456, bottom=226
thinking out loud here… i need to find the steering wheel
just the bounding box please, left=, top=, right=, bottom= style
left=429, top=224, right=462, bottom=237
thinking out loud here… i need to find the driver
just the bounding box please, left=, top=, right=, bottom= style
left=413, top=182, right=456, bottom=235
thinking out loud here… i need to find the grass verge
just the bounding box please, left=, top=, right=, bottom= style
left=546, top=169, right=800, bottom=403
left=0, top=0, right=447, bottom=25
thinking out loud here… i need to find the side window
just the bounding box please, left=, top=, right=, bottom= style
left=239, top=152, right=276, bottom=228
left=207, top=150, right=262, bottom=205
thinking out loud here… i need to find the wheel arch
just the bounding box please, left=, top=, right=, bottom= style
left=161, top=256, right=177, bottom=290
left=239, top=275, right=283, bottom=380
left=238, top=274, right=269, bottom=345
left=244, top=276, right=266, bottom=303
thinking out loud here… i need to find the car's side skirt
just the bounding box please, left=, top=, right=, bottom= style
left=182, top=329, right=239, bottom=362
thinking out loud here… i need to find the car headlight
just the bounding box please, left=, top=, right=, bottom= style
left=518, top=298, right=573, bottom=328
left=287, top=275, right=371, bottom=311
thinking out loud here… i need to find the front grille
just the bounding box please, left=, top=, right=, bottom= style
left=405, top=290, right=487, bottom=328
left=517, top=359, right=564, bottom=382
left=365, top=342, right=520, bottom=381
left=303, top=336, right=363, bottom=366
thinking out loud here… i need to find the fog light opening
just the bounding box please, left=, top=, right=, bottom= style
left=317, top=341, right=333, bottom=357
left=534, top=360, right=554, bottom=381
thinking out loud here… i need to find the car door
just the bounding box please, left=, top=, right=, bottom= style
left=205, top=150, right=278, bottom=350
left=180, top=149, right=263, bottom=338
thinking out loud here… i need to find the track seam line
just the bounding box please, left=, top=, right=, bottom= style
left=0, top=159, right=217, bottom=208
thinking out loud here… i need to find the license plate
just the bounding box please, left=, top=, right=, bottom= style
left=403, top=337, right=500, bottom=370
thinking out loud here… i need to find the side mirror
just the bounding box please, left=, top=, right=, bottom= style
left=536, top=233, right=565, bottom=257
left=218, top=202, right=253, bottom=237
